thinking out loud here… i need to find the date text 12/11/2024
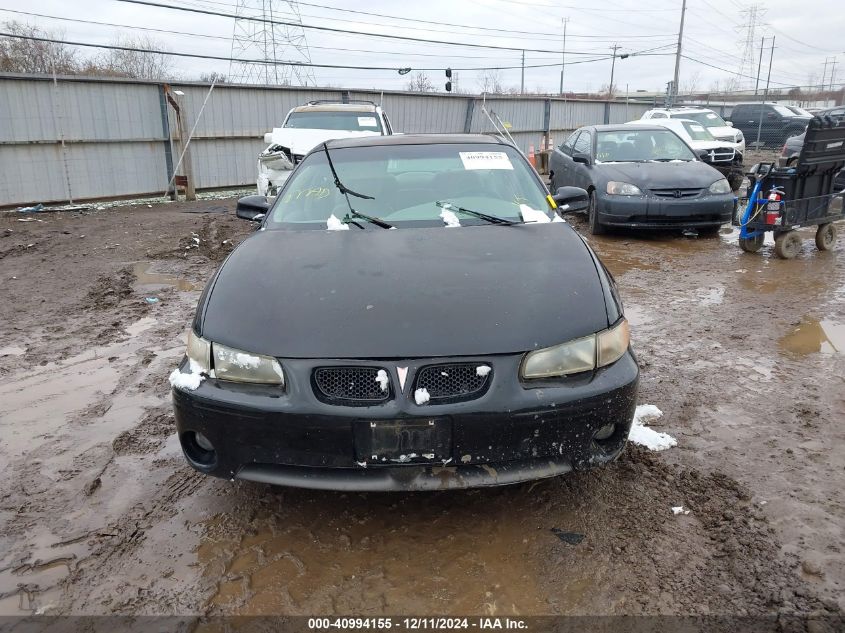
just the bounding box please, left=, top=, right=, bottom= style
left=307, top=617, right=528, bottom=630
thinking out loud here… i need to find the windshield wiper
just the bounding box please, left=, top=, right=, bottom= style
left=321, top=142, right=393, bottom=229
left=436, top=201, right=523, bottom=226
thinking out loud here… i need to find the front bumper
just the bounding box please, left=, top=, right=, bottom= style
left=172, top=352, right=639, bottom=491
left=597, top=192, right=734, bottom=229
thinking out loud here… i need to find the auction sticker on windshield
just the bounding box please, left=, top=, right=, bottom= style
left=459, top=151, right=514, bottom=170
left=358, top=116, right=378, bottom=127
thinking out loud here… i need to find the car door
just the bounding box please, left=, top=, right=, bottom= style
left=570, top=130, right=593, bottom=190
left=550, top=130, right=579, bottom=189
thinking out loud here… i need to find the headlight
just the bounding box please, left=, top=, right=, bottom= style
left=606, top=181, right=643, bottom=196
left=709, top=179, right=731, bottom=194
left=521, top=319, right=629, bottom=379
left=212, top=342, right=285, bottom=385
left=736, top=132, right=744, bottom=142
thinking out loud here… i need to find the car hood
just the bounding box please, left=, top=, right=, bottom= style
left=200, top=223, right=609, bottom=359
left=707, top=126, right=740, bottom=140
left=595, top=161, right=723, bottom=189
left=266, top=127, right=381, bottom=155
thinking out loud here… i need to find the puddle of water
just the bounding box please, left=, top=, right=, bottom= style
left=623, top=304, right=652, bottom=328
left=779, top=319, right=845, bottom=356
left=133, top=262, right=198, bottom=292
left=0, top=345, right=26, bottom=357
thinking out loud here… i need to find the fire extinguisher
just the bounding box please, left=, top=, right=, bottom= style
left=764, top=187, right=784, bottom=225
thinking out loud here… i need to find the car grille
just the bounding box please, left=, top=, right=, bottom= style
left=651, top=187, right=703, bottom=198
left=414, top=363, right=491, bottom=403
left=313, top=367, right=390, bottom=405
left=704, top=147, right=737, bottom=164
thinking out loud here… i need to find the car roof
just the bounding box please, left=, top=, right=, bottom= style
left=323, top=133, right=503, bottom=149
left=649, top=107, right=715, bottom=113
left=588, top=124, right=670, bottom=133
left=292, top=103, right=378, bottom=113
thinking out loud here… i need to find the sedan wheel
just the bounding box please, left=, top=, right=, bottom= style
left=588, top=191, right=605, bottom=235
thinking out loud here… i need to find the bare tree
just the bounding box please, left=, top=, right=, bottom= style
left=199, top=71, right=228, bottom=84
left=477, top=69, right=504, bottom=94
left=86, top=34, right=174, bottom=80
left=405, top=72, right=434, bottom=92
left=681, top=71, right=702, bottom=95
left=0, top=21, right=79, bottom=74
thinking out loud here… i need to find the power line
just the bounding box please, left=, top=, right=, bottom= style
left=1, top=31, right=652, bottom=73
left=112, top=0, right=641, bottom=55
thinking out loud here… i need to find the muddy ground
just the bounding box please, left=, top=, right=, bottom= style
left=0, top=198, right=843, bottom=624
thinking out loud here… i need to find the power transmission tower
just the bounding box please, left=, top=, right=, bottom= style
left=736, top=4, right=764, bottom=90
left=229, top=0, right=317, bottom=86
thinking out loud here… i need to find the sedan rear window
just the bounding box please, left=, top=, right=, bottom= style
left=267, top=143, right=550, bottom=227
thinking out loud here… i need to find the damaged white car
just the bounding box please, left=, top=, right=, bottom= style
left=257, top=100, right=395, bottom=196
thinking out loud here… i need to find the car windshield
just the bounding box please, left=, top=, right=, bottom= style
left=265, top=143, right=551, bottom=228
left=672, top=111, right=727, bottom=128
left=772, top=105, right=797, bottom=117
left=596, top=130, right=697, bottom=162
left=681, top=121, right=715, bottom=141
left=284, top=111, right=383, bottom=132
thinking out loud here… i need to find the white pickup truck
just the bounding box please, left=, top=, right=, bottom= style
left=257, top=101, right=396, bottom=196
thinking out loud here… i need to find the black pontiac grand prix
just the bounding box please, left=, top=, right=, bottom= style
left=170, top=134, right=638, bottom=491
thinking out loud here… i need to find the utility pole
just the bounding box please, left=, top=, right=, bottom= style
left=670, top=0, right=687, bottom=106
left=609, top=43, right=620, bottom=97
left=559, top=17, right=569, bottom=95
left=754, top=36, right=765, bottom=95
left=756, top=36, right=775, bottom=149
left=830, top=57, right=838, bottom=91
left=521, top=49, right=525, bottom=94
left=822, top=58, right=831, bottom=93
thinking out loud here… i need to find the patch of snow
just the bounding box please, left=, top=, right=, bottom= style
left=326, top=214, right=349, bottom=231
left=414, top=387, right=430, bottom=405
left=519, top=204, right=551, bottom=223
left=476, top=365, right=491, bottom=377
left=392, top=453, right=418, bottom=463
left=168, top=359, right=205, bottom=391
left=552, top=214, right=566, bottom=223
left=672, top=506, right=691, bottom=516
left=628, top=404, right=676, bottom=451
left=375, top=369, right=389, bottom=392
left=440, top=208, right=461, bottom=227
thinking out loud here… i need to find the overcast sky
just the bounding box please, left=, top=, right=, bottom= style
left=2, top=0, right=843, bottom=94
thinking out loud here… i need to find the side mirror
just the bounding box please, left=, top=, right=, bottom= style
left=236, top=195, right=270, bottom=222
left=263, top=132, right=274, bottom=144
left=553, top=186, right=589, bottom=212
left=572, top=152, right=591, bottom=166
left=726, top=121, right=734, bottom=127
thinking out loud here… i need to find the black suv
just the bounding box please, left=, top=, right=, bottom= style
left=729, top=103, right=812, bottom=147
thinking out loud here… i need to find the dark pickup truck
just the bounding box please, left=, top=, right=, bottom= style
left=729, top=103, right=811, bottom=148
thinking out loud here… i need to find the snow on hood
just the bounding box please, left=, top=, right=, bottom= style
left=266, top=127, right=382, bottom=156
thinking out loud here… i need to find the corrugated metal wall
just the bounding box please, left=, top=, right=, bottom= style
left=0, top=74, right=660, bottom=206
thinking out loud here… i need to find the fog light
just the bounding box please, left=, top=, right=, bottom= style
left=593, top=424, right=616, bottom=441
left=182, top=431, right=217, bottom=467
left=195, top=431, right=213, bottom=451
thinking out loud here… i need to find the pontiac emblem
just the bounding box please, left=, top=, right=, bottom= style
left=397, top=367, right=408, bottom=391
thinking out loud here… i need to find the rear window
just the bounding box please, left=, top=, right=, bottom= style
left=285, top=111, right=383, bottom=132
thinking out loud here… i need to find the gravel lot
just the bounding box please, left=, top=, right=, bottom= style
left=0, top=199, right=843, bottom=623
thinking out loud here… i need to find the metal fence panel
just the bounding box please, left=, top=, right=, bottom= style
left=0, top=74, right=681, bottom=206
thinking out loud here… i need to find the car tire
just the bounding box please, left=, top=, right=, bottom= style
left=587, top=191, right=605, bottom=235
left=739, top=234, right=764, bottom=253
left=774, top=230, right=802, bottom=259
left=815, top=223, right=837, bottom=251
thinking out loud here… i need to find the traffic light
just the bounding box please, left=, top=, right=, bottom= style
left=445, top=68, right=452, bottom=92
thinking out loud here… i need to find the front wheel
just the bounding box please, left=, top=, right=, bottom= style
left=739, top=234, right=764, bottom=253
left=774, top=231, right=802, bottom=259
left=587, top=191, right=605, bottom=235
